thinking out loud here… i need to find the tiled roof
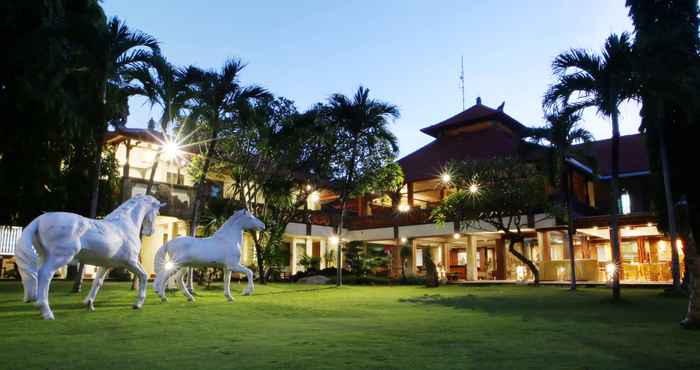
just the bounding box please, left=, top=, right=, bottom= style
left=579, top=134, right=649, bottom=177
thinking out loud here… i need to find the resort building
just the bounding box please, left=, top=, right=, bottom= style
left=0, top=98, right=683, bottom=284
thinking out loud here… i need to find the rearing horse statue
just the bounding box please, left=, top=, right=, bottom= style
left=15, top=195, right=164, bottom=320
left=153, top=209, right=265, bottom=302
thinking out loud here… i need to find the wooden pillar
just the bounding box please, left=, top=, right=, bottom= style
left=542, top=231, right=551, bottom=262
left=410, top=238, right=417, bottom=274
left=407, top=182, right=414, bottom=207
left=357, top=196, right=364, bottom=216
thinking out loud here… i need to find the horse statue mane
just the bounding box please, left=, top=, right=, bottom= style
left=214, top=209, right=248, bottom=236
left=105, top=195, right=155, bottom=221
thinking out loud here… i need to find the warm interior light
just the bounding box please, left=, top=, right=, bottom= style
left=398, top=203, right=410, bottom=213
left=516, top=266, right=527, bottom=281
left=453, top=233, right=461, bottom=240
left=606, top=263, right=617, bottom=277
left=305, top=184, right=312, bottom=192
left=647, top=222, right=653, bottom=227
left=592, top=226, right=599, bottom=230
left=329, top=235, right=339, bottom=245
left=400, top=237, right=407, bottom=244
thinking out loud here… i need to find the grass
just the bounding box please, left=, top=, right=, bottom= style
left=0, top=281, right=698, bottom=370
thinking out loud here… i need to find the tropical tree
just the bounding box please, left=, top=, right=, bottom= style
left=432, top=157, right=553, bottom=285
left=543, top=33, right=637, bottom=299
left=626, top=0, right=700, bottom=326
left=124, top=54, right=189, bottom=194
left=322, top=86, right=400, bottom=286
left=212, top=97, right=333, bottom=283
left=526, top=107, right=593, bottom=290
left=181, top=59, right=269, bottom=239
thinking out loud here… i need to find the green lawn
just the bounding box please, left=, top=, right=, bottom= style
left=0, top=281, right=698, bottom=370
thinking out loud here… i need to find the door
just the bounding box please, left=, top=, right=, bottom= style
left=477, top=246, right=496, bottom=280
left=448, top=248, right=467, bottom=280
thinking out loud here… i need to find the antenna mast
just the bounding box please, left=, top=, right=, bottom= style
left=459, top=55, right=465, bottom=111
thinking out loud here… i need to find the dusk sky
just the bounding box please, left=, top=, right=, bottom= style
left=103, top=1, right=641, bottom=157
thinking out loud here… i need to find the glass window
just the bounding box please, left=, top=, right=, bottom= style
left=457, top=252, right=467, bottom=266
left=415, top=248, right=424, bottom=267
left=621, top=240, right=639, bottom=263
left=596, top=243, right=611, bottom=262
left=547, top=231, right=567, bottom=260
left=657, top=240, right=672, bottom=262
left=619, top=191, right=631, bottom=214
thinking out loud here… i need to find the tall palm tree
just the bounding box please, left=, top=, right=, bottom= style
left=125, top=54, right=189, bottom=194
left=544, top=33, right=637, bottom=299
left=324, top=86, right=400, bottom=286
left=182, top=59, right=269, bottom=243
left=73, top=17, right=159, bottom=292
left=527, top=107, right=593, bottom=290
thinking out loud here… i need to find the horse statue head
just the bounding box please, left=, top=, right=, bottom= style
left=221, top=209, right=265, bottom=232
left=140, top=195, right=166, bottom=236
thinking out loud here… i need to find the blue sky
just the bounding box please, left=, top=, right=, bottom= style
left=103, top=0, right=640, bottom=157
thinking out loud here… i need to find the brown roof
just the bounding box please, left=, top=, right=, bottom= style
left=398, top=126, right=525, bottom=182
left=420, top=101, right=527, bottom=138
left=105, top=127, right=200, bottom=154
left=579, top=134, right=649, bottom=177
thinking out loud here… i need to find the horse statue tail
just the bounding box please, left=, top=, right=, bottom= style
left=153, top=242, right=170, bottom=293
left=15, top=218, right=40, bottom=303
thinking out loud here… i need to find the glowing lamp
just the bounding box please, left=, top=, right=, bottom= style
left=516, top=266, right=527, bottom=282
left=398, top=204, right=410, bottom=213
left=329, top=235, right=340, bottom=245
left=309, top=191, right=320, bottom=202
left=164, top=261, right=175, bottom=271
left=441, top=173, right=451, bottom=183
left=453, top=233, right=461, bottom=240
left=606, top=263, right=617, bottom=279
left=468, top=183, right=480, bottom=195
left=400, top=237, right=407, bottom=243
left=162, top=141, right=181, bottom=160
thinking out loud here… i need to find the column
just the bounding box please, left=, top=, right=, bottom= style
left=467, top=236, right=478, bottom=281
left=291, top=238, right=299, bottom=275
left=410, top=238, right=417, bottom=274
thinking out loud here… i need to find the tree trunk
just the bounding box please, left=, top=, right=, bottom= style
left=187, top=126, right=219, bottom=293
left=423, top=248, right=438, bottom=287
left=658, top=126, right=681, bottom=290
left=74, top=80, right=107, bottom=293
left=677, top=197, right=699, bottom=329
left=145, top=151, right=161, bottom=195
left=254, top=237, right=267, bottom=284
left=336, top=198, right=346, bottom=287
left=609, top=108, right=622, bottom=300
left=563, top=163, right=577, bottom=290
left=507, top=238, right=540, bottom=285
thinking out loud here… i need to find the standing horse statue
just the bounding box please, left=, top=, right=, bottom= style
left=15, top=195, right=164, bottom=320
left=153, top=209, right=265, bottom=302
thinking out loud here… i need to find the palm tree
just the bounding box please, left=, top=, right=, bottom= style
left=73, top=17, right=159, bottom=292
left=544, top=33, right=637, bottom=299
left=182, top=59, right=269, bottom=244
left=527, top=107, right=593, bottom=290
left=125, top=54, right=189, bottom=194
left=324, top=86, right=400, bottom=286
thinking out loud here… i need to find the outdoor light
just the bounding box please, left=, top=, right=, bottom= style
left=453, top=233, right=461, bottom=240
left=305, top=184, right=312, bottom=192
left=329, top=235, right=340, bottom=245
left=162, top=139, right=182, bottom=161
left=400, top=237, right=407, bottom=243
left=164, top=261, right=175, bottom=271
left=398, top=203, right=410, bottom=213
left=592, top=226, right=599, bottom=230
left=625, top=226, right=632, bottom=231
left=468, top=183, right=480, bottom=194
left=606, top=263, right=617, bottom=278
left=516, top=266, right=526, bottom=282
left=647, top=222, right=653, bottom=227
left=309, top=191, right=320, bottom=202
left=441, top=173, right=451, bottom=183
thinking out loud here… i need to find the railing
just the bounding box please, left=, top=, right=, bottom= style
left=0, top=226, right=22, bottom=255
left=122, top=178, right=197, bottom=219
left=345, top=208, right=435, bottom=230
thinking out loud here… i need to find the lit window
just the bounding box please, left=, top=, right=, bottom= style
left=619, top=191, right=631, bottom=214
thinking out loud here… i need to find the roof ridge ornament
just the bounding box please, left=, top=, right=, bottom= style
left=476, top=96, right=482, bottom=105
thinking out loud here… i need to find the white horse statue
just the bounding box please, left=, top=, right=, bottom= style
left=15, top=195, right=164, bottom=320
left=153, top=209, right=264, bottom=302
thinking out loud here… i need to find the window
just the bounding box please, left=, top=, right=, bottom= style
left=415, top=248, right=424, bottom=267
left=208, top=181, right=223, bottom=198
left=596, top=243, right=612, bottom=262
left=547, top=231, right=567, bottom=261
left=657, top=240, right=672, bottom=262
left=167, top=172, right=184, bottom=185
left=621, top=241, right=639, bottom=263
left=457, top=252, right=467, bottom=266
left=619, top=191, right=631, bottom=214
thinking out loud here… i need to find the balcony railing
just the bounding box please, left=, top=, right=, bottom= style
left=122, top=178, right=196, bottom=219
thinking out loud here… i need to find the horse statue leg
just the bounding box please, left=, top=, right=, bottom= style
left=154, top=266, right=179, bottom=302
left=36, top=252, right=75, bottom=320
left=126, top=261, right=148, bottom=309
left=223, top=269, right=233, bottom=302
left=83, top=267, right=111, bottom=311
left=231, top=263, right=255, bottom=296
left=176, top=269, right=195, bottom=302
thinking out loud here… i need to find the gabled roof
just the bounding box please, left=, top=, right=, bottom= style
left=105, top=127, right=165, bottom=145
left=420, top=99, right=528, bottom=138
